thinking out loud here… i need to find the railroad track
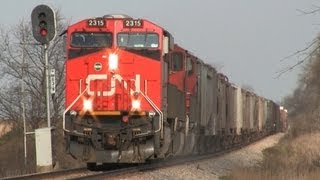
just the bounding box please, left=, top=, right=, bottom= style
left=2, top=167, right=90, bottom=180
left=2, top=134, right=272, bottom=180
left=70, top=146, right=248, bottom=180
left=70, top=134, right=272, bottom=179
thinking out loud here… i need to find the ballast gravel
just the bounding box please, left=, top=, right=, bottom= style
left=116, top=133, right=284, bottom=180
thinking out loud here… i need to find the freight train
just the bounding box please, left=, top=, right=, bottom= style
left=63, top=14, right=287, bottom=168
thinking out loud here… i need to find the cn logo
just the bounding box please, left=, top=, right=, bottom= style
left=86, top=74, right=141, bottom=96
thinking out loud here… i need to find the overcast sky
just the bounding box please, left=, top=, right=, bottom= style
left=0, top=0, right=319, bottom=101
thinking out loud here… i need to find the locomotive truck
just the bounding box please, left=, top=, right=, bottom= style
left=63, top=14, right=286, bottom=168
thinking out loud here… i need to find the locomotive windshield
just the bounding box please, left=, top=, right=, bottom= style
left=71, top=32, right=112, bottom=48
left=117, top=32, right=159, bottom=48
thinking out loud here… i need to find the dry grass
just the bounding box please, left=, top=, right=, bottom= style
left=0, top=127, right=36, bottom=178
left=0, top=120, right=83, bottom=178
left=226, top=169, right=320, bottom=180
left=228, top=116, right=320, bottom=180
left=0, top=121, right=13, bottom=138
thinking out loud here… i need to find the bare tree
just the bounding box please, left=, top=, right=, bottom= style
left=283, top=36, right=320, bottom=132
left=276, top=5, right=320, bottom=79
left=0, top=12, right=67, bottom=129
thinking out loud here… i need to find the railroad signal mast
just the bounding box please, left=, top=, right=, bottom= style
left=31, top=4, right=56, bottom=172
left=31, top=4, right=56, bottom=128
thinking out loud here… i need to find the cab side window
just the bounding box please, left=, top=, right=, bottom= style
left=186, top=57, right=194, bottom=75
left=171, top=52, right=183, bottom=71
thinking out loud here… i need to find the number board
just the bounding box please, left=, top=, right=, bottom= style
left=123, top=19, right=143, bottom=28
left=87, top=18, right=105, bottom=27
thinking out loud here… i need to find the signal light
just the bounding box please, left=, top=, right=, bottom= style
left=40, top=28, right=48, bottom=36
left=31, top=5, right=56, bottom=44
left=39, top=21, right=47, bottom=27
left=38, top=12, right=46, bottom=19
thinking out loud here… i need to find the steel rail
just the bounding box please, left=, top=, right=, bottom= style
left=2, top=167, right=88, bottom=180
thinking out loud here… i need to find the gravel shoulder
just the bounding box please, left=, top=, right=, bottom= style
left=117, top=133, right=284, bottom=180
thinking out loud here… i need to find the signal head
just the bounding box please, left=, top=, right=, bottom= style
left=31, top=4, right=56, bottom=44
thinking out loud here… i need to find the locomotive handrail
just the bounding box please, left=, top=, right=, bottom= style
left=63, top=86, right=89, bottom=134
left=139, top=91, right=163, bottom=138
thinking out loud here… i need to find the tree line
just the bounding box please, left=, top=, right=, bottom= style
left=0, top=12, right=67, bottom=131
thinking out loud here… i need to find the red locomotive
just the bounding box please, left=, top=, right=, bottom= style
left=63, top=14, right=287, bottom=168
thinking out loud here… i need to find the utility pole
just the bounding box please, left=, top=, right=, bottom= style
left=21, top=39, right=27, bottom=167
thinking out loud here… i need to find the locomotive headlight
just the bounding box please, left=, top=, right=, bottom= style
left=83, top=99, right=93, bottom=112
left=109, top=53, right=118, bottom=70
left=132, top=100, right=141, bottom=110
